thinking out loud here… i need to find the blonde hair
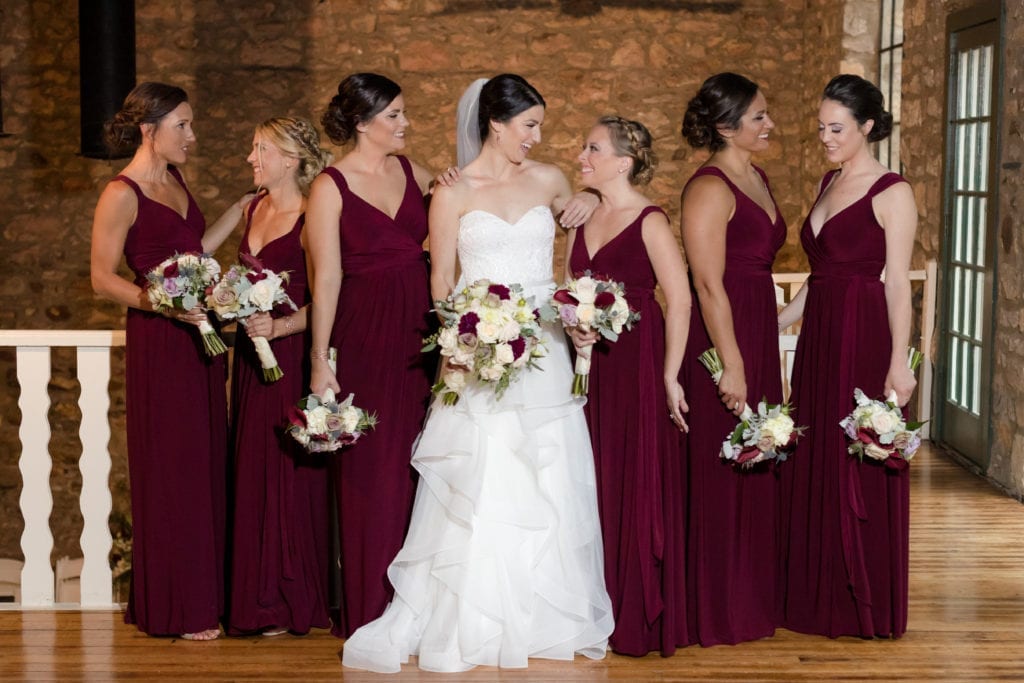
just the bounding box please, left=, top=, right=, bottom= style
left=597, top=115, right=657, bottom=186
left=254, top=117, right=332, bottom=195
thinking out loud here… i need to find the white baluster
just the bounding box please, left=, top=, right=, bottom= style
left=77, top=346, right=114, bottom=607
left=17, top=346, right=55, bottom=607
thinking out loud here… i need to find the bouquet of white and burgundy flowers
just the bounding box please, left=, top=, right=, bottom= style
left=839, top=347, right=926, bottom=467
left=699, top=347, right=803, bottom=467
left=286, top=388, right=377, bottom=453
left=422, top=279, right=546, bottom=405
left=207, top=253, right=297, bottom=382
left=145, top=252, right=226, bottom=356
left=540, top=271, right=640, bottom=396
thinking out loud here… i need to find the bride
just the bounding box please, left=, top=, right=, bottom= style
left=341, top=74, right=613, bottom=673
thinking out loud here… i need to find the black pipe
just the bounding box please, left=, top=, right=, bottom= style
left=79, top=0, right=135, bottom=159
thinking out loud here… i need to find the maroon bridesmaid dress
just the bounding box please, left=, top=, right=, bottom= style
left=321, top=156, right=435, bottom=637
left=227, top=195, right=330, bottom=635
left=680, top=165, right=785, bottom=645
left=569, top=206, right=689, bottom=656
left=117, top=167, right=228, bottom=635
left=780, top=170, right=910, bottom=638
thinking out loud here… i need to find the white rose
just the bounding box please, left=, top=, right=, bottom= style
left=494, top=343, right=515, bottom=366
left=477, top=321, right=501, bottom=344
left=339, top=406, right=361, bottom=433
left=438, top=326, right=459, bottom=352
left=500, top=319, right=521, bottom=341
left=444, top=369, right=467, bottom=392
left=201, top=257, right=221, bottom=279
left=762, top=414, right=795, bottom=445
left=479, top=364, right=504, bottom=382
left=452, top=346, right=476, bottom=368
left=180, top=254, right=200, bottom=269
left=246, top=279, right=278, bottom=311
left=305, top=405, right=331, bottom=434
left=576, top=303, right=596, bottom=326
left=869, top=410, right=898, bottom=435
left=573, top=277, right=597, bottom=303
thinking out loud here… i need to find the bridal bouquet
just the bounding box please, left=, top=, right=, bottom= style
left=286, top=388, right=377, bottom=453
left=207, top=253, right=297, bottom=382
left=839, top=347, right=926, bottom=467
left=145, top=252, right=226, bottom=356
left=540, top=271, right=640, bottom=396
left=698, top=347, right=803, bottom=467
left=422, top=279, right=546, bottom=405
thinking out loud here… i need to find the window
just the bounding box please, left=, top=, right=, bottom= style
left=877, top=0, right=904, bottom=171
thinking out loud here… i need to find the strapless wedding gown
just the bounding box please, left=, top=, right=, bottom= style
left=342, top=205, right=613, bottom=673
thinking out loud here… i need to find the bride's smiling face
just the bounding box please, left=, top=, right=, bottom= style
left=493, top=104, right=545, bottom=163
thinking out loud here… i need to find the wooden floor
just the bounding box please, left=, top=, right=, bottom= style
left=3, top=444, right=1024, bottom=681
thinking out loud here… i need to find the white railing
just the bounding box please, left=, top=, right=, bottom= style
left=0, top=262, right=936, bottom=609
left=0, top=330, right=123, bottom=610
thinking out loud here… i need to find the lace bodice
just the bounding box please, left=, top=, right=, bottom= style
left=458, top=205, right=555, bottom=285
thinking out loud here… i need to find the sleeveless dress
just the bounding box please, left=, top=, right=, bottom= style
left=117, top=167, right=228, bottom=635
left=342, top=205, right=614, bottom=673
left=227, top=194, right=330, bottom=635
left=780, top=170, right=911, bottom=638
left=680, top=165, right=785, bottom=645
left=322, top=156, right=436, bottom=637
left=568, top=206, right=688, bottom=656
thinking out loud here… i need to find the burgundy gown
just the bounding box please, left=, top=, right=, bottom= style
left=780, top=170, right=910, bottom=638
left=118, top=167, right=228, bottom=635
left=227, top=195, right=330, bottom=635
left=680, top=165, right=785, bottom=646
left=569, top=206, right=688, bottom=656
left=322, top=156, right=435, bottom=637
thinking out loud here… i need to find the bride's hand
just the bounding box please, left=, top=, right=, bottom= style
left=559, top=191, right=600, bottom=228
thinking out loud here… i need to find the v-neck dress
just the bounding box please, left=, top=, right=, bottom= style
left=780, top=170, right=910, bottom=638
left=117, top=166, right=228, bottom=636
left=321, top=156, right=436, bottom=637
left=679, top=164, right=786, bottom=645
left=227, top=193, right=330, bottom=635
left=568, top=205, right=689, bottom=656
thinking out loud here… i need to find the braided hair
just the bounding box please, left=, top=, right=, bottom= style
left=255, top=117, right=332, bottom=195
left=598, top=115, right=657, bottom=185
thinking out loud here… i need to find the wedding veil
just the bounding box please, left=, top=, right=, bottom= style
left=456, top=78, right=488, bottom=168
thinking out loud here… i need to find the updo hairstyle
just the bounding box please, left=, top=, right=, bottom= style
left=598, top=115, right=657, bottom=186
left=477, top=74, right=546, bottom=143
left=104, top=82, right=188, bottom=155
left=255, top=117, right=333, bottom=195
left=681, top=72, right=759, bottom=151
left=822, top=74, right=894, bottom=142
left=321, top=73, right=402, bottom=145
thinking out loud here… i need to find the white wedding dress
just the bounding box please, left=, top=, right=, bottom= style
left=342, top=205, right=613, bottom=673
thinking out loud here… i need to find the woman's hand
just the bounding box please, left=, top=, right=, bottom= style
left=559, top=191, right=599, bottom=228
left=884, top=363, right=917, bottom=407
left=568, top=325, right=599, bottom=352
left=310, top=357, right=341, bottom=397
left=717, top=364, right=747, bottom=417
left=430, top=165, right=461, bottom=192
left=164, top=306, right=208, bottom=327
left=244, top=312, right=275, bottom=339
left=666, top=379, right=690, bottom=433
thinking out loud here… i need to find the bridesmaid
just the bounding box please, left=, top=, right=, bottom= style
left=678, top=72, right=786, bottom=645
left=227, top=117, right=332, bottom=636
left=778, top=75, right=917, bottom=638
left=90, top=82, right=246, bottom=640
left=565, top=116, right=692, bottom=656
left=305, top=73, right=437, bottom=638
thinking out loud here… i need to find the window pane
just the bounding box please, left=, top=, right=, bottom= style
left=974, top=270, right=985, bottom=342
left=894, top=0, right=905, bottom=44
left=975, top=197, right=987, bottom=267
left=979, top=45, right=993, bottom=117
left=977, top=120, right=989, bottom=192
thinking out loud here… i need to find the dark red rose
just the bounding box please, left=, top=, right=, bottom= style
left=509, top=336, right=526, bottom=360
left=246, top=270, right=268, bottom=283
left=287, top=405, right=307, bottom=427
left=594, top=291, right=616, bottom=308
left=488, top=284, right=511, bottom=300
left=163, top=261, right=180, bottom=278
left=458, top=311, right=480, bottom=335
left=552, top=289, right=578, bottom=304
left=735, top=446, right=762, bottom=465
left=239, top=252, right=264, bottom=272
left=856, top=427, right=884, bottom=447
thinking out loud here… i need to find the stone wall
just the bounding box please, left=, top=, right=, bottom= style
left=0, top=0, right=900, bottom=562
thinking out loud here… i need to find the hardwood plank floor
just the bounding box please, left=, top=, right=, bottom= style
left=2, top=445, right=1023, bottom=681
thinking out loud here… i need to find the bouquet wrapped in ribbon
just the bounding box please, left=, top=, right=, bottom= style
left=145, top=252, right=226, bottom=356
left=540, top=271, right=640, bottom=396
left=286, top=388, right=377, bottom=453
left=207, top=253, right=297, bottom=382
left=698, top=347, right=803, bottom=467
left=422, top=279, right=546, bottom=405
left=839, top=347, right=926, bottom=467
